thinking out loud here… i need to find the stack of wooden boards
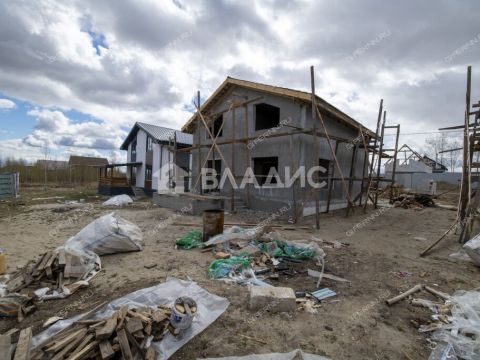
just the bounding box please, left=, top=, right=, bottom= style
left=5, top=248, right=98, bottom=296
left=29, top=305, right=179, bottom=359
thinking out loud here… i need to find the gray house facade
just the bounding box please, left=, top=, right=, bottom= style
left=182, top=77, right=375, bottom=218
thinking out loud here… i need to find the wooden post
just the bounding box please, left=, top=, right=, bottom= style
left=173, top=132, right=177, bottom=191
left=244, top=104, right=251, bottom=208
left=290, top=133, right=297, bottom=223
left=231, top=107, right=236, bottom=212
left=389, top=125, right=400, bottom=203
left=197, top=90, right=202, bottom=194
left=363, top=99, right=383, bottom=212
left=346, top=138, right=358, bottom=216
left=311, top=66, right=320, bottom=230
left=374, top=110, right=386, bottom=208
left=359, top=131, right=368, bottom=206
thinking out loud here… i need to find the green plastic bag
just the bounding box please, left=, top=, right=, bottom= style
left=208, top=255, right=252, bottom=279
left=176, top=231, right=204, bottom=250
left=257, top=239, right=316, bottom=260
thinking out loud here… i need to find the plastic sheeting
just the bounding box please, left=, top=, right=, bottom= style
left=198, top=349, right=330, bottom=360
left=64, top=212, right=143, bottom=255
left=103, top=194, right=134, bottom=206
left=431, top=290, right=480, bottom=359
left=463, top=233, right=480, bottom=266
left=32, top=278, right=230, bottom=360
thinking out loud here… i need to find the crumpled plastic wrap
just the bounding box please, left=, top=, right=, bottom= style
left=431, top=290, right=480, bottom=359
left=102, top=194, right=134, bottom=206
left=64, top=212, right=143, bottom=255
left=463, top=233, right=480, bottom=266
left=32, top=278, right=230, bottom=360
left=198, top=349, right=330, bottom=360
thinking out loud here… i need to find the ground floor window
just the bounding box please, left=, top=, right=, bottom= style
left=253, top=156, right=279, bottom=186
left=145, top=165, right=153, bottom=181
left=318, top=158, right=332, bottom=189
left=205, top=159, right=221, bottom=192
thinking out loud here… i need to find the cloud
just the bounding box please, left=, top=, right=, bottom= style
left=25, top=108, right=126, bottom=151
left=0, top=98, right=15, bottom=109
left=0, top=0, right=478, bottom=160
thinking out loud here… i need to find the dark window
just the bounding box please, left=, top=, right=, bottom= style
left=146, top=136, right=153, bottom=151
left=131, top=140, right=137, bottom=162
left=205, top=159, right=221, bottom=192
left=253, top=157, right=279, bottom=186
left=145, top=165, right=153, bottom=181
left=255, top=103, right=280, bottom=130
left=207, top=115, right=223, bottom=139
left=318, top=158, right=332, bottom=188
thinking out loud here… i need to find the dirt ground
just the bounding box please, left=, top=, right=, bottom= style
left=0, top=185, right=479, bottom=360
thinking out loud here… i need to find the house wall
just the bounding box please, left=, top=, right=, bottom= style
left=385, top=159, right=432, bottom=174
left=191, top=86, right=368, bottom=213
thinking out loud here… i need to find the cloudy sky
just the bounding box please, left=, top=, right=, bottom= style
left=0, top=0, right=479, bottom=163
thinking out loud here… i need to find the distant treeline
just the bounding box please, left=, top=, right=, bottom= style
left=0, top=158, right=122, bottom=185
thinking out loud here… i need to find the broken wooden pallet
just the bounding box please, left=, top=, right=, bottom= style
left=29, top=304, right=181, bottom=359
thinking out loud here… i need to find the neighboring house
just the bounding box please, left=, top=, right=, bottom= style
left=181, top=76, right=376, bottom=216
left=36, top=160, right=68, bottom=170
left=384, top=144, right=457, bottom=193
left=120, top=122, right=193, bottom=194
left=68, top=155, right=108, bottom=184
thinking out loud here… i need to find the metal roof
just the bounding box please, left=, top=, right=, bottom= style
left=120, top=122, right=193, bottom=150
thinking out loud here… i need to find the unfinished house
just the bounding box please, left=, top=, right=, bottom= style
left=169, top=77, right=377, bottom=219
left=100, top=122, right=192, bottom=196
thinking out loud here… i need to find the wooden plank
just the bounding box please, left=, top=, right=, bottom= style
left=145, top=346, right=156, bottom=360
left=13, top=327, right=32, bottom=360
left=44, top=327, right=87, bottom=354
left=99, top=340, right=115, bottom=360
left=0, top=334, right=11, bottom=360
left=58, top=248, right=66, bottom=266
left=125, top=317, right=143, bottom=334
left=68, top=340, right=98, bottom=360
left=117, top=329, right=133, bottom=360
left=67, top=333, right=94, bottom=359
left=50, top=328, right=88, bottom=360
left=95, top=313, right=118, bottom=341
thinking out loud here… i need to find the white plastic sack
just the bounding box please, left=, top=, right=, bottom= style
left=198, top=349, right=330, bottom=360
left=431, top=290, right=480, bottom=359
left=103, top=194, right=133, bottom=206
left=64, top=212, right=143, bottom=255
left=204, top=226, right=267, bottom=247
left=32, top=278, right=230, bottom=360
left=463, top=233, right=480, bottom=266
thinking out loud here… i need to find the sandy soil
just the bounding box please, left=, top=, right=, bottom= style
left=0, top=186, right=479, bottom=360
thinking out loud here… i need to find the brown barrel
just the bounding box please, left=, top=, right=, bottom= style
left=203, top=209, right=224, bottom=241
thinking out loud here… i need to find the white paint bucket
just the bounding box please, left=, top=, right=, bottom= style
left=169, top=296, right=197, bottom=330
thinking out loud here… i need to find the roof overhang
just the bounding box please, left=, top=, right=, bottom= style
left=181, top=77, right=376, bottom=138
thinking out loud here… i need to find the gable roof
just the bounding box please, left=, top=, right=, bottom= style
left=120, top=122, right=193, bottom=150
left=181, top=76, right=376, bottom=137
left=422, top=155, right=448, bottom=171
left=68, top=156, right=108, bottom=166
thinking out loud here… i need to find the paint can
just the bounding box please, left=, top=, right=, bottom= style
left=169, top=296, right=197, bottom=330
left=0, top=249, right=5, bottom=275
left=203, top=209, right=224, bottom=242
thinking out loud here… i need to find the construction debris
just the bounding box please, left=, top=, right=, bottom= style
left=29, top=305, right=170, bottom=359
left=102, top=194, right=133, bottom=206
left=249, top=286, right=296, bottom=313
left=199, top=349, right=331, bottom=360
left=392, top=193, right=435, bottom=209
left=30, top=278, right=229, bottom=360
left=4, top=247, right=99, bottom=301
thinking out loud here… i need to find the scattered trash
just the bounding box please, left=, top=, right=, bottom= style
left=463, top=233, right=480, bottom=266
left=414, top=236, right=427, bottom=241
left=428, top=342, right=458, bottom=360
left=31, top=278, right=229, bottom=359
left=311, top=288, right=337, bottom=301
left=392, top=271, right=413, bottom=278
left=144, top=263, right=158, bottom=269
left=198, top=349, right=331, bottom=360
left=102, top=194, right=133, bottom=206
left=176, top=230, right=204, bottom=250
left=215, top=251, right=231, bottom=260
left=308, top=269, right=350, bottom=283
left=0, top=293, right=34, bottom=321
left=393, top=193, right=435, bottom=208
left=208, top=255, right=252, bottom=280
